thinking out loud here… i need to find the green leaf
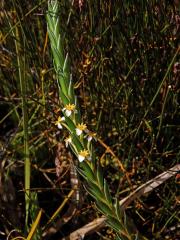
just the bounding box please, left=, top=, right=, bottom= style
left=68, top=143, right=78, bottom=158
left=104, top=179, right=113, bottom=206
left=63, top=53, right=69, bottom=74
left=81, top=161, right=96, bottom=183
left=115, top=197, right=122, bottom=222
left=48, top=30, right=63, bottom=66
left=96, top=164, right=104, bottom=188
left=87, top=181, right=105, bottom=201
left=51, top=44, right=61, bottom=69
left=65, top=117, right=76, bottom=133
left=46, top=15, right=54, bottom=33
left=106, top=216, right=123, bottom=233
left=68, top=75, right=75, bottom=101
left=71, top=134, right=83, bottom=152
left=96, top=200, right=114, bottom=217
left=115, top=234, right=122, bottom=240
left=84, top=185, right=99, bottom=200
left=53, top=46, right=64, bottom=74
left=76, top=167, right=87, bottom=180
left=59, top=89, right=69, bottom=105
left=54, top=17, right=60, bottom=40
left=72, top=135, right=83, bottom=152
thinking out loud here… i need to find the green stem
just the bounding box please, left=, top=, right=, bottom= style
left=46, top=1, right=141, bottom=239
left=15, top=26, right=30, bottom=228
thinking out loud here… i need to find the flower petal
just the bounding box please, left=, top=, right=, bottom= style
left=87, top=135, right=92, bottom=142
left=65, top=137, right=72, bottom=147
left=78, top=155, right=85, bottom=162
left=57, top=123, right=62, bottom=129
left=65, top=110, right=72, bottom=117
left=76, top=128, right=82, bottom=136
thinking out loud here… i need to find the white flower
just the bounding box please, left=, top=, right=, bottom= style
left=65, top=136, right=72, bottom=147
left=62, top=103, right=76, bottom=117
left=78, top=150, right=89, bottom=162
left=75, top=123, right=87, bottom=136
left=55, top=116, right=65, bottom=129
left=84, top=129, right=97, bottom=142
left=87, top=135, right=92, bottom=142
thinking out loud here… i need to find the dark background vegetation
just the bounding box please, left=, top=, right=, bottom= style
left=0, top=0, right=179, bottom=239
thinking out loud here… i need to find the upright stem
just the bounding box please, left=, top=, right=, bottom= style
left=14, top=26, right=30, bottom=227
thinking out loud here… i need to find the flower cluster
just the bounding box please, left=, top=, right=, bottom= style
left=55, top=102, right=96, bottom=162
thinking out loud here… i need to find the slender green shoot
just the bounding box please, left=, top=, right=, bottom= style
left=14, top=25, right=30, bottom=227
left=46, top=1, right=141, bottom=239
